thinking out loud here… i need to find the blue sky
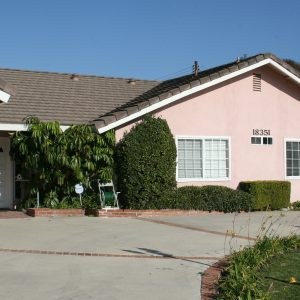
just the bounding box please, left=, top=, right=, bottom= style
left=1, top=0, right=299, bottom=79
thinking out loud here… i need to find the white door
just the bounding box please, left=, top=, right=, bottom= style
left=0, top=145, right=7, bottom=208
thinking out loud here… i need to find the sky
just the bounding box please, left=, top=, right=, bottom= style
left=1, top=0, right=300, bottom=80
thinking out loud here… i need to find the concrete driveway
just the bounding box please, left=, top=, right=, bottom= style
left=0, top=211, right=299, bottom=300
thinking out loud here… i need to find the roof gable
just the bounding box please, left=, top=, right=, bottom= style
left=95, top=53, right=300, bottom=133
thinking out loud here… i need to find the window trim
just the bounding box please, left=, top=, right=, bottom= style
left=176, top=135, right=231, bottom=182
left=284, top=138, right=300, bottom=179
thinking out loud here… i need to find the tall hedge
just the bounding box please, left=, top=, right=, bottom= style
left=115, top=115, right=177, bottom=209
left=238, top=181, right=291, bottom=210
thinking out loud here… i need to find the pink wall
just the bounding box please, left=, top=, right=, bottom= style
left=116, top=65, right=300, bottom=201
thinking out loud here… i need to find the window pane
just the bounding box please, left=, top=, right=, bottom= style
left=292, top=142, right=299, bottom=150
left=178, top=169, right=185, bottom=178
left=293, top=168, right=300, bottom=176
left=251, top=137, right=261, bottom=144
left=177, top=139, right=203, bottom=179
left=204, top=139, right=229, bottom=179
left=287, top=168, right=292, bottom=176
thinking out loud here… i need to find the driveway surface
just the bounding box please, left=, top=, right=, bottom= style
left=0, top=211, right=299, bottom=300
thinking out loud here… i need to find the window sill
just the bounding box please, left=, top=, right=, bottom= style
left=177, top=177, right=231, bottom=182
left=285, top=176, right=300, bottom=180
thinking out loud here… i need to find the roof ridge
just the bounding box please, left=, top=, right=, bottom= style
left=0, top=66, right=160, bottom=83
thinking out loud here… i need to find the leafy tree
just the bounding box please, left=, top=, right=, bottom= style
left=10, top=117, right=115, bottom=207
left=115, top=115, right=177, bottom=209
left=284, top=58, right=300, bottom=73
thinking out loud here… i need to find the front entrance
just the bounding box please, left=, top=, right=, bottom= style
left=0, top=147, right=6, bottom=207
left=0, top=136, right=12, bottom=209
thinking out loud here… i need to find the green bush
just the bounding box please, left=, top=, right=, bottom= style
left=81, top=194, right=100, bottom=209
left=58, top=196, right=82, bottom=209
left=115, top=115, right=177, bottom=209
left=238, top=181, right=290, bottom=210
left=175, top=185, right=253, bottom=212
left=291, top=200, right=300, bottom=210
left=10, top=117, right=115, bottom=208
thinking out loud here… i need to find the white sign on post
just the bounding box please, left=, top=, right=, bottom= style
left=75, top=184, right=84, bottom=194
left=75, top=184, right=84, bottom=206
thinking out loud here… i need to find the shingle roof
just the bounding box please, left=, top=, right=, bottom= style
left=0, top=68, right=159, bottom=125
left=95, top=53, right=300, bottom=129
left=1, top=53, right=299, bottom=129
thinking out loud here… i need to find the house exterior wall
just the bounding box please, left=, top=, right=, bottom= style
left=115, top=65, right=300, bottom=201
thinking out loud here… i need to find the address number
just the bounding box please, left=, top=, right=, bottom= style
left=252, top=129, right=270, bottom=136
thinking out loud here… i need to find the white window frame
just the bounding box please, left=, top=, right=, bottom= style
left=251, top=136, right=273, bottom=145
left=176, top=136, right=231, bottom=182
left=284, top=138, right=300, bottom=179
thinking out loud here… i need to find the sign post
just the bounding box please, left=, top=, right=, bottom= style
left=75, top=183, right=84, bottom=206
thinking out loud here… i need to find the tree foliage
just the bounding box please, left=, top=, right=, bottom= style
left=115, top=115, right=177, bottom=209
left=10, top=117, right=115, bottom=207
left=284, top=58, right=300, bottom=73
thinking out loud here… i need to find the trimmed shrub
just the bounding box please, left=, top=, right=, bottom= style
left=291, top=200, right=300, bottom=210
left=238, top=181, right=291, bottom=210
left=176, top=185, right=253, bottom=213
left=115, top=115, right=177, bottom=209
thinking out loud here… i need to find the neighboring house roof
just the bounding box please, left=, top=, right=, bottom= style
left=95, top=53, right=300, bottom=133
left=0, top=68, right=159, bottom=126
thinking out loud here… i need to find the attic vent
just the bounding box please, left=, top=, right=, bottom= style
left=253, top=73, right=261, bottom=91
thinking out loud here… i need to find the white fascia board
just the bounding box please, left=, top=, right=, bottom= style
left=0, top=90, right=11, bottom=103
left=0, top=123, right=70, bottom=132
left=97, top=58, right=300, bottom=134
left=268, top=60, right=300, bottom=84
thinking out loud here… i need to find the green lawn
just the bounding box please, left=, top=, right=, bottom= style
left=261, top=249, right=300, bottom=299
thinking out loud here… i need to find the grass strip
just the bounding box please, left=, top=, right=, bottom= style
left=217, top=235, right=300, bottom=300
left=260, top=249, right=300, bottom=299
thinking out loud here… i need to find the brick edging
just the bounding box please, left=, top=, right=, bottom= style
left=26, top=208, right=84, bottom=217
left=85, top=208, right=225, bottom=218
left=201, top=258, right=227, bottom=300
left=26, top=208, right=250, bottom=218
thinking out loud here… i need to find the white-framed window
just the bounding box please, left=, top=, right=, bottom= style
left=176, top=136, right=230, bottom=181
left=251, top=136, right=273, bottom=145
left=285, top=139, right=300, bottom=178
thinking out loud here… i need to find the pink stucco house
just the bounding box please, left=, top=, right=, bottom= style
left=0, top=53, right=300, bottom=208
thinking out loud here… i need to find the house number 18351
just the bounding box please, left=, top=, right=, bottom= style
left=252, top=129, right=270, bottom=136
